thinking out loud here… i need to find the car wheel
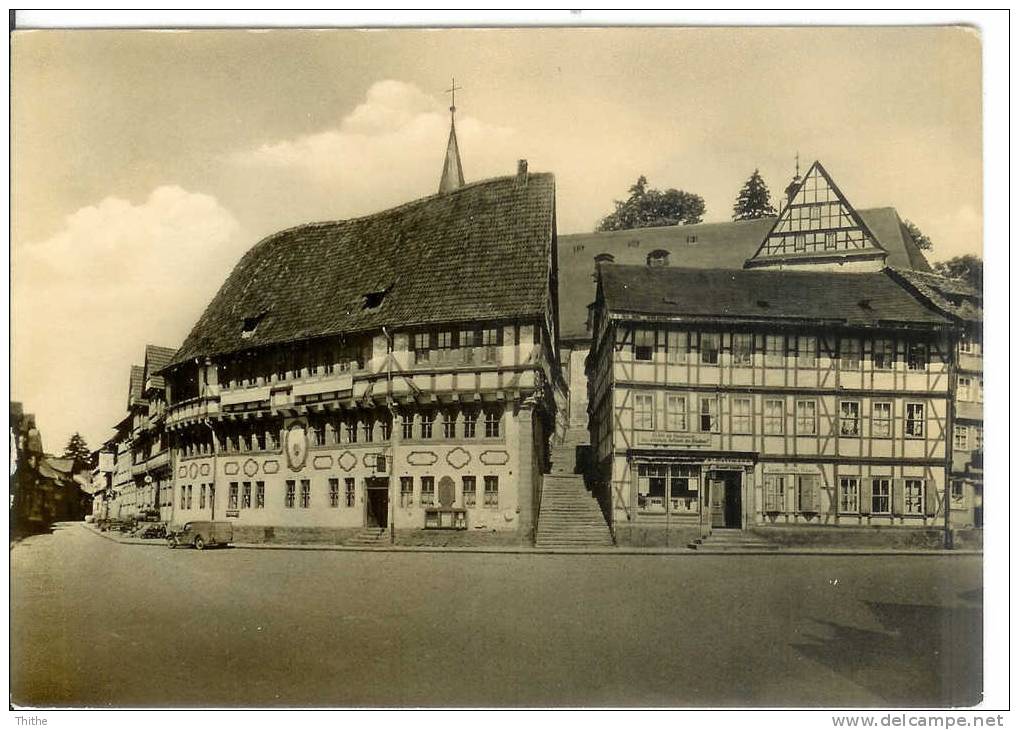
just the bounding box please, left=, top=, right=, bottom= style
left=167, top=537, right=177, bottom=549
left=194, top=535, right=205, bottom=550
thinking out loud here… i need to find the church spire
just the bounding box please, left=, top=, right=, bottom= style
left=438, top=77, right=465, bottom=194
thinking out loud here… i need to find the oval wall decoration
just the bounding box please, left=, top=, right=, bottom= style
left=338, top=451, right=357, bottom=472
left=313, top=455, right=334, bottom=470
left=285, top=422, right=309, bottom=471
left=479, top=450, right=510, bottom=466
left=243, top=459, right=259, bottom=477
left=445, top=447, right=471, bottom=470
left=406, top=450, right=439, bottom=467
left=263, top=460, right=280, bottom=475
left=188, top=463, right=199, bottom=479
left=223, top=461, right=240, bottom=476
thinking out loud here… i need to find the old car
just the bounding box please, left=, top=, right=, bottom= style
left=167, top=521, right=233, bottom=550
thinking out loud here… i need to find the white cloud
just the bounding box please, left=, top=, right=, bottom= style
left=13, top=186, right=244, bottom=449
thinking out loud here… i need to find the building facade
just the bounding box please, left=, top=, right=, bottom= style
left=158, top=162, right=565, bottom=546
left=587, top=265, right=959, bottom=547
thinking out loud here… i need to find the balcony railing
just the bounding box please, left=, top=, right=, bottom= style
left=414, top=346, right=502, bottom=368
left=165, top=396, right=221, bottom=428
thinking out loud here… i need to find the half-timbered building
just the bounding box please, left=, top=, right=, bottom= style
left=156, top=158, right=564, bottom=546
left=587, top=264, right=959, bottom=547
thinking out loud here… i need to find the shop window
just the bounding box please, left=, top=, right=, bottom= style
left=329, top=478, right=340, bottom=508
left=796, top=399, right=817, bottom=435
left=285, top=480, right=296, bottom=508
left=872, top=401, right=892, bottom=438
left=399, top=477, right=413, bottom=507
left=699, top=397, right=719, bottom=433
left=462, top=476, right=476, bottom=506
left=345, top=478, right=355, bottom=508
left=907, top=343, right=928, bottom=371
left=633, top=394, right=655, bottom=431
left=484, top=409, right=501, bottom=438
left=484, top=476, right=499, bottom=507
left=732, top=397, right=752, bottom=434
left=700, top=333, right=720, bottom=365
left=637, top=464, right=667, bottom=513
left=421, top=476, right=435, bottom=506
left=905, top=402, right=925, bottom=438
left=797, top=336, right=817, bottom=367
left=669, top=465, right=700, bottom=514
left=871, top=478, right=891, bottom=514
left=228, top=482, right=239, bottom=511
left=904, top=479, right=925, bottom=515
left=840, top=401, right=860, bottom=437
left=765, top=335, right=784, bottom=367
left=256, top=482, right=265, bottom=509
left=666, top=395, right=687, bottom=432
left=764, top=399, right=784, bottom=435
left=666, top=330, right=688, bottom=364
left=839, top=477, right=859, bottom=513
left=634, top=329, right=655, bottom=361
left=242, top=482, right=252, bottom=509
left=873, top=339, right=895, bottom=370
left=732, top=333, right=753, bottom=366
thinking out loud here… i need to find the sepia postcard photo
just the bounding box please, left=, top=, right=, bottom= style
left=8, top=14, right=1002, bottom=716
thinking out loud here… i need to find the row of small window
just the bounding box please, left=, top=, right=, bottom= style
left=629, top=330, right=932, bottom=371
left=412, top=328, right=506, bottom=365
left=631, top=393, right=931, bottom=438
left=219, top=341, right=367, bottom=388
left=765, top=229, right=868, bottom=256
left=954, top=424, right=984, bottom=452
left=397, top=475, right=501, bottom=508
left=764, top=475, right=933, bottom=516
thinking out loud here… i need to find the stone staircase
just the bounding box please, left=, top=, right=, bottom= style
left=688, top=529, right=778, bottom=552
left=535, top=429, right=614, bottom=549
left=346, top=527, right=387, bottom=546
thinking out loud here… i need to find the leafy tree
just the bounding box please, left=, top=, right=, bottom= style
left=62, top=432, right=91, bottom=472
left=932, top=254, right=982, bottom=292
left=597, top=176, right=705, bottom=231
left=732, top=169, right=777, bottom=221
left=904, top=219, right=934, bottom=251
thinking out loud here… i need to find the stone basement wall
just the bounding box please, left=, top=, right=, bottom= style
left=232, top=525, right=529, bottom=547
left=950, top=528, right=983, bottom=551
left=394, top=528, right=527, bottom=548
left=748, top=526, right=948, bottom=550
left=613, top=524, right=701, bottom=548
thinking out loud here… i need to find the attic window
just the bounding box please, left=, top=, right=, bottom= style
left=594, top=253, right=615, bottom=264
left=647, top=249, right=670, bottom=267
left=240, top=311, right=268, bottom=339
left=858, top=299, right=873, bottom=310
left=756, top=299, right=770, bottom=309
left=362, top=290, right=387, bottom=310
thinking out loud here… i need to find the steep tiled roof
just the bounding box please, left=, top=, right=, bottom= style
left=143, top=345, right=177, bottom=391
left=598, top=265, right=951, bottom=328
left=167, top=173, right=555, bottom=368
left=128, top=365, right=146, bottom=409
left=557, top=207, right=932, bottom=339
left=887, top=269, right=982, bottom=324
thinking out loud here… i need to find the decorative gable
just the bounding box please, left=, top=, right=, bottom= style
left=744, top=161, right=887, bottom=269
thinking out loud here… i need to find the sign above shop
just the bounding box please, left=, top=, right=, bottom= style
left=635, top=431, right=713, bottom=449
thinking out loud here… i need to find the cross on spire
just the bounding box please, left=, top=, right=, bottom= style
left=446, top=76, right=462, bottom=113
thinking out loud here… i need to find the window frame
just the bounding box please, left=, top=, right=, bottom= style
left=462, top=476, right=477, bottom=507
left=483, top=475, right=499, bottom=508
left=872, top=401, right=893, bottom=438
left=633, top=393, right=655, bottom=431
left=420, top=476, right=435, bottom=506
left=796, top=335, right=817, bottom=367
left=904, top=478, right=925, bottom=516
left=907, top=342, right=928, bottom=371
left=839, top=477, right=860, bottom=514
left=699, top=396, right=719, bottom=433
left=953, top=424, right=970, bottom=451
left=700, top=332, right=720, bottom=365
left=795, top=399, right=817, bottom=435
left=765, top=334, right=784, bottom=367
left=904, top=402, right=925, bottom=439
left=633, top=328, right=655, bottom=361
left=839, top=400, right=861, bottom=437
left=345, top=478, right=355, bottom=508
left=299, top=479, right=311, bottom=509
left=666, top=394, right=688, bottom=432
left=871, top=478, right=891, bottom=514
left=731, top=332, right=753, bottom=366
left=840, top=338, right=861, bottom=370
left=763, top=398, right=785, bottom=435
left=329, top=478, right=340, bottom=508
left=731, top=396, right=752, bottom=435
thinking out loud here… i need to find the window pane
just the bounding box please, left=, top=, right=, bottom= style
left=700, top=333, right=719, bottom=364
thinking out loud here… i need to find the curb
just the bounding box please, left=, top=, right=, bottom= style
left=80, top=524, right=982, bottom=556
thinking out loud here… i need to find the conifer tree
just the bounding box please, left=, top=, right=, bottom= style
left=732, top=169, right=777, bottom=221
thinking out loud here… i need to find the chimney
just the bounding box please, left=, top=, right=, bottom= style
left=516, top=159, right=528, bottom=185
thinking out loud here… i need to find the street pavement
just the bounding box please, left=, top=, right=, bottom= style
left=11, top=522, right=982, bottom=708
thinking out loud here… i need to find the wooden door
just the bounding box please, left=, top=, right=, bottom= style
left=710, top=478, right=726, bottom=528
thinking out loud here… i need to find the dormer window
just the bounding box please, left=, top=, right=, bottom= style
left=647, top=249, right=670, bottom=267
left=241, top=310, right=268, bottom=339
left=594, top=253, right=615, bottom=264
left=362, top=290, right=386, bottom=310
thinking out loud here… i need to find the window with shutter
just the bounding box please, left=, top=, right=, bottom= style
left=798, top=476, right=819, bottom=513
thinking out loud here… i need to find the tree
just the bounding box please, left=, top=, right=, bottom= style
left=596, top=176, right=705, bottom=231
left=732, top=169, right=777, bottom=221
left=932, top=254, right=982, bottom=292
left=904, top=219, right=934, bottom=251
left=62, top=432, right=91, bottom=472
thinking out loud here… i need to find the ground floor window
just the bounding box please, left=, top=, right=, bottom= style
left=763, top=475, right=786, bottom=512
left=950, top=480, right=965, bottom=508
left=242, top=482, right=252, bottom=509
left=186, top=485, right=193, bottom=510
left=421, top=476, right=435, bottom=506
left=669, top=465, right=700, bottom=514
left=636, top=463, right=667, bottom=513
left=871, top=478, right=891, bottom=514
left=399, top=477, right=413, bottom=507
left=285, top=480, right=296, bottom=508
left=463, top=476, right=477, bottom=506
left=256, top=481, right=265, bottom=509
left=345, top=478, right=355, bottom=508
left=904, top=479, right=925, bottom=515
left=484, top=476, right=499, bottom=507
left=329, top=478, right=340, bottom=508
left=839, top=477, right=859, bottom=513
left=200, top=484, right=207, bottom=509
left=180, top=486, right=186, bottom=510
left=229, top=482, right=239, bottom=510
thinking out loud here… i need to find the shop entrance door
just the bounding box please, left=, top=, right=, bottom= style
left=709, top=470, right=743, bottom=529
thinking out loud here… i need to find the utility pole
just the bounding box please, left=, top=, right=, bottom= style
left=384, top=326, right=398, bottom=545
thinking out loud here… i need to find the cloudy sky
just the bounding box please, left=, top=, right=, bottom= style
left=11, top=26, right=982, bottom=450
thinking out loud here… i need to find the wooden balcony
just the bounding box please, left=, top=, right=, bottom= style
left=165, top=396, right=221, bottom=429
